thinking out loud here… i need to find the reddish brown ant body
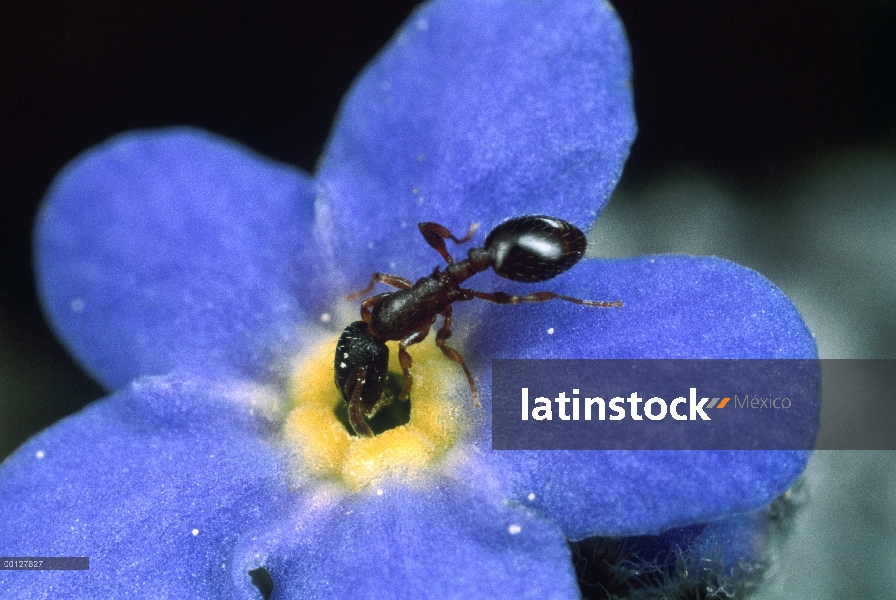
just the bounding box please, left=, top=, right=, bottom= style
left=334, top=215, right=622, bottom=437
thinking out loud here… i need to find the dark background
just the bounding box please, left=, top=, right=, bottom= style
left=1, top=0, right=893, bottom=459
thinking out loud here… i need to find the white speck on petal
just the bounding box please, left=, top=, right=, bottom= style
left=376, top=489, right=384, bottom=496
left=417, top=196, right=425, bottom=205
left=35, top=450, right=45, bottom=459
left=508, top=524, right=522, bottom=535
left=192, top=529, right=199, bottom=536
left=400, top=222, right=407, bottom=228
left=527, top=492, right=535, bottom=501
left=415, top=17, right=428, bottom=30
left=320, top=313, right=332, bottom=323
left=547, top=328, right=555, bottom=335
left=70, top=298, right=85, bottom=312
left=368, top=242, right=375, bottom=249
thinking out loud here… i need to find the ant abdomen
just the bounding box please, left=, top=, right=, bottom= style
left=484, top=215, right=588, bottom=282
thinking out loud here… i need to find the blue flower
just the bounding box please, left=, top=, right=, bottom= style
left=0, top=0, right=817, bottom=598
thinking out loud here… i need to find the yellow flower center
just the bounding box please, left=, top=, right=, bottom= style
left=282, top=333, right=470, bottom=491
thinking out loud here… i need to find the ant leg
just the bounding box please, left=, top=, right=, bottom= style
left=396, top=322, right=433, bottom=401
left=472, top=290, right=623, bottom=308
left=346, top=272, right=413, bottom=301
left=435, top=306, right=480, bottom=407
left=344, top=365, right=375, bottom=437
left=418, top=221, right=479, bottom=265
left=360, top=293, right=390, bottom=324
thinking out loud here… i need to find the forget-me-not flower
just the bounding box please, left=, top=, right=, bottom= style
left=0, top=0, right=818, bottom=598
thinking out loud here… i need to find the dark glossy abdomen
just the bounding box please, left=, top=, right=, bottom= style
left=484, top=215, right=588, bottom=282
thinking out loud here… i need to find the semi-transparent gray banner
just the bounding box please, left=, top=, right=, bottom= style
left=491, top=359, right=892, bottom=450
left=1, top=557, right=89, bottom=570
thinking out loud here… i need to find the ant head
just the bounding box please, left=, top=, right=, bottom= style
left=484, top=215, right=588, bottom=282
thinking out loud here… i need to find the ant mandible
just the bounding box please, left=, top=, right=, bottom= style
left=334, top=215, right=622, bottom=437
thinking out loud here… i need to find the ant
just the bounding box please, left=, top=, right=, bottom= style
left=334, top=215, right=622, bottom=437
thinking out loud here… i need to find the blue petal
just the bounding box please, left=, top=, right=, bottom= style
left=461, top=256, right=817, bottom=537
left=469, top=256, right=817, bottom=361
left=36, top=128, right=322, bottom=389
left=316, top=0, right=635, bottom=286
left=0, top=374, right=293, bottom=599
left=493, top=449, right=806, bottom=539
left=234, top=483, right=581, bottom=599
